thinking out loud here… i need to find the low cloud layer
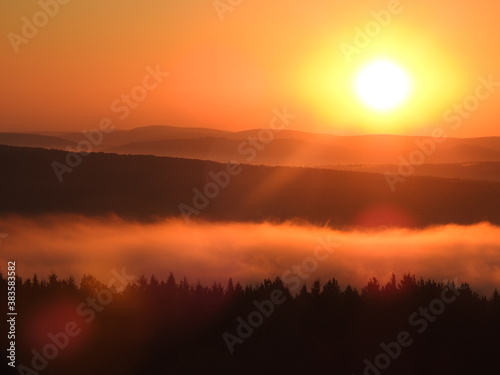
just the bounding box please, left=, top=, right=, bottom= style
left=1, top=215, right=499, bottom=295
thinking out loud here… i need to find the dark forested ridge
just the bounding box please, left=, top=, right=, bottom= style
left=1, top=272, right=499, bottom=375
left=2, top=145, right=500, bottom=228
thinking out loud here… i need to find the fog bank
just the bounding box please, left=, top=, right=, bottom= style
left=1, top=215, right=499, bottom=295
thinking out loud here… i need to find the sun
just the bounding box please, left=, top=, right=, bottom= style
left=354, top=60, right=412, bottom=112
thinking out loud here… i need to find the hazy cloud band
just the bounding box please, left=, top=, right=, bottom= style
left=1, top=215, right=499, bottom=295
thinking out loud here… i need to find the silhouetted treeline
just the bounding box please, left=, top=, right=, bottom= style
left=1, top=272, right=500, bottom=374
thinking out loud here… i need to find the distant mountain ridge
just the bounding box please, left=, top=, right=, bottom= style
left=0, top=132, right=77, bottom=149
left=2, top=126, right=500, bottom=167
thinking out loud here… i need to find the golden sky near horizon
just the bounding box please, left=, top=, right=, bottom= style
left=1, top=0, right=500, bottom=136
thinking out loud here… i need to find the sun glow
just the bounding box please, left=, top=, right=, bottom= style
left=354, top=60, right=412, bottom=112
left=297, top=26, right=469, bottom=134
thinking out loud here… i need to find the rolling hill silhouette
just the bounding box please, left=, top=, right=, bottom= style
left=1, top=145, right=500, bottom=228
left=0, top=132, right=77, bottom=149
left=4, top=126, right=500, bottom=168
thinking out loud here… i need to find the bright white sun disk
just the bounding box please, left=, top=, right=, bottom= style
left=355, top=60, right=411, bottom=112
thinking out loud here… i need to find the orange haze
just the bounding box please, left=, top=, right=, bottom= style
left=1, top=215, right=499, bottom=295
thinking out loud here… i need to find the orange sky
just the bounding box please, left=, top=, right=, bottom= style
left=1, top=0, right=500, bottom=136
